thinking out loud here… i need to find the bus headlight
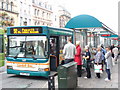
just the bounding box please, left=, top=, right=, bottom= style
left=7, top=66, right=13, bottom=69
left=44, top=68, right=49, bottom=71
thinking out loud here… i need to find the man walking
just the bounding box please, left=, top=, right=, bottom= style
left=63, top=38, right=76, bottom=64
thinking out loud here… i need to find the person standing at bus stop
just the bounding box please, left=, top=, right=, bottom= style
left=83, top=46, right=91, bottom=79
left=74, top=41, right=82, bottom=77
left=63, top=38, right=76, bottom=64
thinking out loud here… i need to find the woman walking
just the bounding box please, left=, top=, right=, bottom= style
left=94, top=46, right=103, bottom=78
left=74, top=41, right=82, bottom=77
left=105, top=46, right=113, bottom=81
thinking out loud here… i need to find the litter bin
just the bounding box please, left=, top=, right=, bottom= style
left=57, top=61, right=77, bottom=90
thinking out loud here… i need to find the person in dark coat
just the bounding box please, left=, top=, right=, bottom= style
left=74, top=41, right=82, bottom=77
left=83, top=46, right=91, bottom=79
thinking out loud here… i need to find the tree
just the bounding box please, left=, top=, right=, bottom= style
left=0, top=12, right=14, bottom=28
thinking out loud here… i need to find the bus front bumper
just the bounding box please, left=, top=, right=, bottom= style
left=7, top=69, right=50, bottom=77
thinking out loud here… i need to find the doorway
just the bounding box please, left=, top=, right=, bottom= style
left=49, top=36, right=59, bottom=71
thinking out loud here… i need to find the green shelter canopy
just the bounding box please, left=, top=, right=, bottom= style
left=65, top=14, right=102, bottom=29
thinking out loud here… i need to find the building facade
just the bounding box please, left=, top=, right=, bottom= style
left=17, top=0, right=32, bottom=26
left=58, top=6, right=71, bottom=28
left=52, top=5, right=71, bottom=28
left=0, top=0, right=18, bottom=29
left=0, top=0, right=71, bottom=28
left=32, top=0, right=53, bottom=26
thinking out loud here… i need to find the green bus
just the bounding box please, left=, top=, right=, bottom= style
left=0, top=28, right=5, bottom=67
left=6, top=26, right=74, bottom=77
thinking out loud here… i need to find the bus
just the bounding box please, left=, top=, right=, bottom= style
left=6, top=26, right=74, bottom=77
left=0, top=28, right=5, bottom=67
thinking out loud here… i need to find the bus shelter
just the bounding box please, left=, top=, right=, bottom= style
left=99, top=31, right=118, bottom=46
left=65, top=14, right=116, bottom=48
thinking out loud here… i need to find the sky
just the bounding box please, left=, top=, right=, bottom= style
left=51, top=0, right=119, bottom=33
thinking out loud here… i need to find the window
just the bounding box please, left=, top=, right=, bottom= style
left=10, top=2, right=13, bottom=11
left=32, top=0, right=35, bottom=3
left=20, top=17, right=23, bottom=26
left=8, top=36, right=48, bottom=58
left=25, top=18, right=27, bottom=22
left=38, top=22, right=39, bottom=25
left=20, top=2, right=22, bottom=12
left=50, top=6, right=52, bottom=10
left=42, top=11, right=45, bottom=17
left=29, top=5, right=31, bottom=14
left=39, top=2, right=41, bottom=6
left=34, top=21, right=37, bottom=25
left=29, top=19, right=31, bottom=25
left=2, top=2, right=4, bottom=9
left=37, top=10, right=39, bottom=15
left=34, top=9, right=37, bottom=15
left=59, top=36, right=67, bottom=50
left=6, top=3, right=8, bottom=10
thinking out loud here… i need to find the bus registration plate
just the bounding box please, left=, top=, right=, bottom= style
left=20, top=73, right=30, bottom=76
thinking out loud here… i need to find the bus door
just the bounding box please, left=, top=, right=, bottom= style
left=50, top=36, right=59, bottom=71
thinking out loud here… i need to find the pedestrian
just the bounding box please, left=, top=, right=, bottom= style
left=91, top=47, right=97, bottom=61
left=105, top=46, right=113, bottom=81
left=63, top=37, right=76, bottom=64
left=117, top=44, right=120, bottom=56
left=101, top=45, right=106, bottom=71
left=94, top=45, right=103, bottom=78
left=83, top=46, right=91, bottom=79
left=110, top=44, right=115, bottom=58
left=74, top=41, right=82, bottom=77
left=112, top=46, right=119, bottom=63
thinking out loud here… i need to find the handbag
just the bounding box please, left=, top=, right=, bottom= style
left=94, top=64, right=103, bottom=73
left=83, top=59, right=87, bottom=68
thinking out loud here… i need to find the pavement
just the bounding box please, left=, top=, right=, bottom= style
left=54, top=56, right=119, bottom=89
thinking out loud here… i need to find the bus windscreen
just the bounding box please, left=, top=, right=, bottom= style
left=8, top=36, right=48, bottom=59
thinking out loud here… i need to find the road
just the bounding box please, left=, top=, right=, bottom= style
left=0, top=73, right=48, bottom=89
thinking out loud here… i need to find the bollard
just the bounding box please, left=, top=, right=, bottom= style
left=48, top=72, right=58, bottom=90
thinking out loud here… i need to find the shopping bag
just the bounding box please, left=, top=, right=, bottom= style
left=94, top=64, right=103, bottom=73
left=82, top=59, right=87, bottom=68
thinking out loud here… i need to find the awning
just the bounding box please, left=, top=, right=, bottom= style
left=65, top=14, right=102, bottom=29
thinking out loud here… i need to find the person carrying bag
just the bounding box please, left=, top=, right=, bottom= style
left=94, top=46, right=103, bottom=78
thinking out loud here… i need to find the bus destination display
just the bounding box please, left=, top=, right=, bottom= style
left=10, top=27, right=42, bottom=34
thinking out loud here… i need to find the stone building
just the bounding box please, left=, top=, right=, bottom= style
left=0, top=0, right=18, bottom=28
